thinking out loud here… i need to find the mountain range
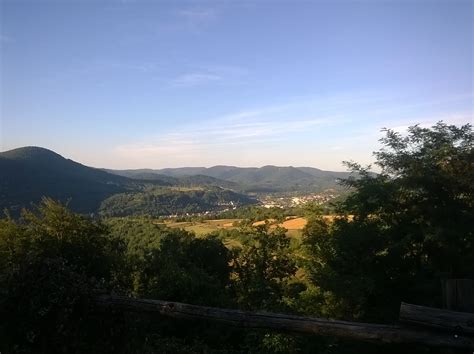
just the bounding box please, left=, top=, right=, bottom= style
left=106, top=165, right=349, bottom=193
left=0, top=146, right=349, bottom=215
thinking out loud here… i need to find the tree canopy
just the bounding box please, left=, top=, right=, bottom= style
left=304, top=122, right=474, bottom=321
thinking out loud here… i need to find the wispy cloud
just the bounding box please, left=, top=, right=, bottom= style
left=114, top=96, right=347, bottom=166
left=115, top=116, right=334, bottom=158
left=172, top=72, right=222, bottom=87
left=112, top=92, right=473, bottom=168
left=171, top=65, right=248, bottom=88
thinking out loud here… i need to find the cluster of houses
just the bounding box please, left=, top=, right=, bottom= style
left=261, top=192, right=336, bottom=208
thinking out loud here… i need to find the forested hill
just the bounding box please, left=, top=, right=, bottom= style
left=0, top=147, right=257, bottom=215
left=99, top=187, right=257, bottom=217
left=109, top=165, right=350, bottom=193
left=104, top=169, right=238, bottom=189
left=0, top=147, right=130, bottom=213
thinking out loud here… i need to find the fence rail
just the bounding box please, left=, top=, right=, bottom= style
left=94, top=294, right=474, bottom=350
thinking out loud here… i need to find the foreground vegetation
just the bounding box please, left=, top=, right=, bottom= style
left=0, top=122, right=472, bottom=353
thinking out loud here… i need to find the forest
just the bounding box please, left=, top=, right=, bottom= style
left=0, top=122, right=473, bottom=353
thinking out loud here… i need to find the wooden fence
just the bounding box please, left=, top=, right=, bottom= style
left=94, top=294, right=474, bottom=350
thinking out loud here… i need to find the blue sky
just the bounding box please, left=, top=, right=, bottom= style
left=1, top=0, right=472, bottom=170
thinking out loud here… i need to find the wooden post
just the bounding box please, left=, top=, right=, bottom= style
left=399, top=302, right=474, bottom=334
left=443, top=279, right=474, bottom=313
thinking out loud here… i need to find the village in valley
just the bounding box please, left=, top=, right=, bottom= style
left=259, top=190, right=338, bottom=209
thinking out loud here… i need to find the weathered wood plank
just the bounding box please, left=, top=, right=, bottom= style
left=443, top=279, right=474, bottom=313
left=94, top=295, right=474, bottom=350
left=400, top=302, right=474, bottom=335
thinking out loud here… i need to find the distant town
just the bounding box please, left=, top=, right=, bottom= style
left=259, top=190, right=338, bottom=209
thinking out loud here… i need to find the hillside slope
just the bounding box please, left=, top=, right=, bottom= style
left=0, top=147, right=131, bottom=213
left=0, top=147, right=257, bottom=216
left=99, top=186, right=257, bottom=217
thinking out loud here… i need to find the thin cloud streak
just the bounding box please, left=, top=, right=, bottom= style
left=172, top=72, right=222, bottom=87
left=170, top=65, right=248, bottom=88
left=113, top=94, right=362, bottom=165
left=116, top=117, right=334, bottom=156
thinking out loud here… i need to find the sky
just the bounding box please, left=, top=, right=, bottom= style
left=0, top=0, right=472, bottom=171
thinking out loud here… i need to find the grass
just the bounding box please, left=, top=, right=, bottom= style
left=159, top=218, right=240, bottom=236
left=182, top=224, right=219, bottom=236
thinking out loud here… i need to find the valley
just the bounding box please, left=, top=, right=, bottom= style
left=1, top=124, right=471, bottom=353
left=2, top=1, right=471, bottom=351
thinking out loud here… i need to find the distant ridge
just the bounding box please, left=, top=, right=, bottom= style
left=0, top=146, right=350, bottom=216
left=104, top=169, right=238, bottom=189
left=0, top=147, right=257, bottom=215
left=109, top=165, right=350, bottom=193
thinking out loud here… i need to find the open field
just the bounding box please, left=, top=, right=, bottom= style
left=159, top=215, right=353, bottom=240
left=281, top=217, right=308, bottom=229
left=162, top=218, right=240, bottom=236
left=159, top=216, right=314, bottom=237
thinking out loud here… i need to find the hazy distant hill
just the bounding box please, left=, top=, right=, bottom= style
left=102, top=169, right=178, bottom=185
left=156, top=167, right=210, bottom=177
left=296, top=166, right=350, bottom=179
left=177, top=175, right=239, bottom=189
left=0, top=147, right=130, bottom=213
left=105, top=169, right=238, bottom=189
left=110, top=166, right=349, bottom=192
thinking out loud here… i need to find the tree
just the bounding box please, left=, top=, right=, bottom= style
left=232, top=225, right=298, bottom=311
left=0, top=198, right=115, bottom=353
left=136, top=232, right=232, bottom=307
left=304, top=122, right=474, bottom=322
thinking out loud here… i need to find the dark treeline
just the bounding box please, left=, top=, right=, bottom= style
left=0, top=123, right=472, bottom=353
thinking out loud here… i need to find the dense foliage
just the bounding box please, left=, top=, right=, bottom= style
left=99, top=186, right=257, bottom=217
left=232, top=225, right=299, bottom=311
left=304, top=122, right=474, bottom=322
left=0, top=199, right=115, bottom=352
